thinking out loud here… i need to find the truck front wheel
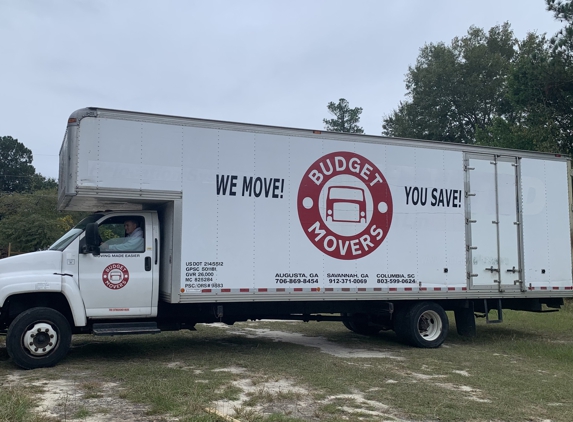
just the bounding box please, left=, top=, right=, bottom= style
left=393, top=302, right=448, bottom=348
left=6, top=307, right=72, bottom=369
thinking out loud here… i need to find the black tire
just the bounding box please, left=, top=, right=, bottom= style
left=342, top=318, right=354, bottom=332
left=341, top=313, right=381, bottom=336
left=454, top=305, right=476, bottom=337
left=392, top=306, right=410, bottom=342
left=392, top=302, right=448, bottom=348
left=7, top=307, right=72, bottom=369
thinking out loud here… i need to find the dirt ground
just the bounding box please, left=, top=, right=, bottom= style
left=1, top=325, right=416, bottom=421
left=2, top=369, right=180, bottom=421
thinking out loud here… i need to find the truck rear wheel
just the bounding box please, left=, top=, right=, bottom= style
left=6, top=307, right=72, bottom=369
left=341, top=313, right=381, bottom=336
left=393, top=302, right=448, bottom=348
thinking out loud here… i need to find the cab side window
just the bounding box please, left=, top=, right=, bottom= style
left=99, top=216, right=145, bottom=252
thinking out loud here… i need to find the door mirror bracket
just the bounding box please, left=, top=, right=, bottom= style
left=84, top=223, right=101, bottom=256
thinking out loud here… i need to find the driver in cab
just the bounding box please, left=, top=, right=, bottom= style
left=100, top=219, right=144, bottom=252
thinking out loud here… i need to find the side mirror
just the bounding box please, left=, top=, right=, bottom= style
left=84, top=223, right=100, bottom=256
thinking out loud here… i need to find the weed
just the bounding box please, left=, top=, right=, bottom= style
left=73, top=406, right=90, bottom=419
left=80, top=380, right=103, bottom=399
left=0, top=384, right=53, bottom=422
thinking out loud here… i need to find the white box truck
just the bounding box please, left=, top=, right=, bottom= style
left=1, top=107, right=572, bottom=369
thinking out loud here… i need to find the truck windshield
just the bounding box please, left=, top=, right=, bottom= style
left=49, top=214, right=104, bottom=251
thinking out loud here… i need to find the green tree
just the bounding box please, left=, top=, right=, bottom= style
left=383, top=23, right=516, bottom=144
left=0, top=136, right=36, bottom=193
left=0, top=138, right=81, bottom=254
left=0, top=189, right=85, bottom=253
left=323, top=98, right=365, bottom=133
left=383, top=20, right=573, bottom=155
left=476, top=32, right=572, bottom=154
left=547, top=0, right=573, bottom=59
left=31, top=173, right=58, bottom=191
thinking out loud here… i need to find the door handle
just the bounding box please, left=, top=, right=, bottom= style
left=145, top=257, right=151, bottom=271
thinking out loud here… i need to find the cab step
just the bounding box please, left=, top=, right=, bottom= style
left=92, top=322, right=161, bottom=336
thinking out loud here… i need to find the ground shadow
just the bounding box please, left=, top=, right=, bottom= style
left=0, top=320, right=550, bottom=370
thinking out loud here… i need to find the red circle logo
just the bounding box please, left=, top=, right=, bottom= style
left=297, top=151, right=393, bottom=260
left=102, top=263, right=130, bottom=290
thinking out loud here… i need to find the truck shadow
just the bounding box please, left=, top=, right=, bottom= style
left=0, top=339, right=8, bottom=363
left=60, top=324, right=544, bottom=364
left=447, top=323, right=546, bottom=346
left=0, top=323, right=548, bottom=369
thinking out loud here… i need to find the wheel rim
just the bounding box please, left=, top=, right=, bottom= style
left=417, top=310, right=442, bottom=341
left=23, top=322, right=59, bottom=356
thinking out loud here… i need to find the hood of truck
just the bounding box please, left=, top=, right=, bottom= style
left=0, top=251, right=62, bottom=276
left=0, top=251, right=63, bottom=303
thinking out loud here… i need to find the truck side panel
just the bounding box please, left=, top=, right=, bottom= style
left=179, top=126, right=467, bottom=298
left=62, top=109, right=572, bottom=304
left=76, top=117, right=183, bottom=192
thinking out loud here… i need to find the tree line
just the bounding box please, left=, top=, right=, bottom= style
left=0, top=136, right=84, bottom=254
left=325, top=0, right=573, bottom=157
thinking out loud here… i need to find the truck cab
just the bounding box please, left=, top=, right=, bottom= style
left=0, top=211, right=161, bottom=369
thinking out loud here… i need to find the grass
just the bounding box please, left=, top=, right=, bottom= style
left=0, top=384, right=53, bottom=422
left=0, top=385, right=36, bottom=422
left=73, top=407, right=90, bottom=419
left=1, top=301, right=573, bottom=421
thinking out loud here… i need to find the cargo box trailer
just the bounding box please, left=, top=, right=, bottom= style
left=1, top=107, right=572, bottom=369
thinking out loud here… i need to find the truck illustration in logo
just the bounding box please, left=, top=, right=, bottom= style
left=326, top=186, right=367, bottom=223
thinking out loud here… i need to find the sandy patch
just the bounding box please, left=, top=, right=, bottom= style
left=212, top=366, right=247, bottom=374
left=212, top=377, right=313, bottom=418
left=229, top=327, right=404, bottom=359
left=467, top=396, right=492, bottom=403
left=399, top=370, right=490, bottom=404
left=434, top=382, right=491, bottom=403
left=166, top=361, right=195, bottom=371
left=211, top=377, right=407, bottom=421
left=4, top=373, right=22, bottom=384
left=3, top=373, right=177, bottom=421
left=166, top=362, right=205, bottom=375
left=328, top=393, right=390, bottom=412
left=435, top=382, right=475, bottom=392
left=409, top=372, right=447, bottom=380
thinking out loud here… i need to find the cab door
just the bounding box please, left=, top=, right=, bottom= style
left=78, top=212, right=156, bottom=317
